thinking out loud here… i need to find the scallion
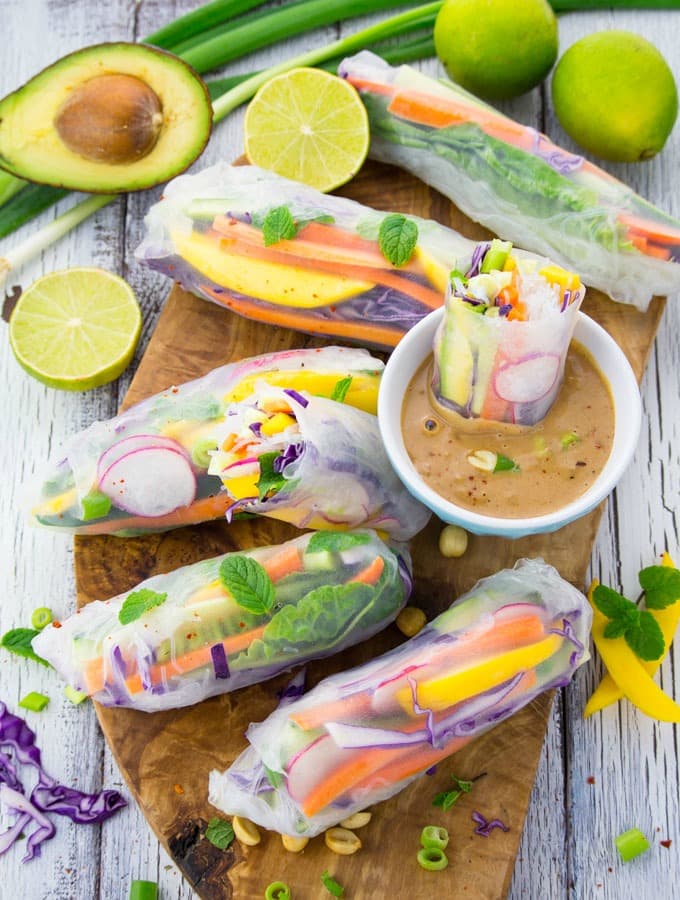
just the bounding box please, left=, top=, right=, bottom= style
left=420, top=825, right=449, bottom=850
left=128, top=880, right=158, bottom=900
left=146, top=0, right=268, bottom=49
left=64, top=685, right=89, bottom=706
left=30, top=607, right=53, bottom=630
left=417, top=846, right=449, bottom=871
left=615, top=828, right=651, bottom=862
left=265, top=882, right=291, bottom=900
left=18, top=691, right=50, bottom=712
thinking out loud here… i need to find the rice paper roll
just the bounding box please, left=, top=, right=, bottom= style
left=29, top=347, right=385, bottom=536
left=208, top=382, right=430, bottom=540
left=432, top=240, right=585, bottom=425
left=340, top=51, right=680, bottom=310
left=209, top=558, right=590, bottom=836
left=135, top=163, right=557, bottom=350
left=33, top=530, right=411, bottom=713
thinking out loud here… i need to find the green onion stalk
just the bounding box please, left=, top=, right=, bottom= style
left=0, top=2, right=441, bottom=287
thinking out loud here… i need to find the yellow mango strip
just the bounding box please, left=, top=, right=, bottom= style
left=32, top=486, right=78, bottom=517
left=586, top=574, right=680, bottom=722
left=395, top=633, right=562, bottom=714
left=584, top=553, right=680, bottom=717
left=223, top=369, right=380, bottom=415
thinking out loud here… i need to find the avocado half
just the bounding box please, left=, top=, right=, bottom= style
left=0, top=42, right=213, bottom=193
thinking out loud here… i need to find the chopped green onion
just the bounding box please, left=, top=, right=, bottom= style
left=81, top=490, right=113, bottom=521
left=561, top=431, right=581, bottom=450
left=129, top=880, right=158, bottom=900
left=30, top=607, right=53, bottom=631
left=494, top=453, right=519, bottom=473
left=64, top=685, right=89, bottom=706
left=265, top=882, right=291, bottom=900
left=417, top=846, right=449, bottom=871
left=615, top=828, right=651, bottom=862
left=191, top=438, right=219, bottom=469
left=18, top=691, right=49, bottom=713
left=420, top=825, right=449, bottom=850
left=321, top=870, right=344, bottom=897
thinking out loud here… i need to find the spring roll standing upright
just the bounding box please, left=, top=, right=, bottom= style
left=340, top=51, right=680, bottom=309
left=33, top=530, right=412, bottom=713
left=209, top=559, right=590, bottom=837
left=28, top=347, right=400, bottom=536
left=432, top=240, right=585, bottom=425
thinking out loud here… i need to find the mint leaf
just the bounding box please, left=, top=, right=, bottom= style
left=119, top=589, right=167, bottom=625
left=639, top=565, right=680, bottom=610
left=1, top=628, right=51, bottom=667
left=603, top=619, right=629, bottom=639
left=220, top=556, right=274, bottom=616
left=330, top=376, right=352, bottom=403
left=321, top=871, right=344, bottom=897
left=378, top=214, right=418, bottom=267
left=592, top=584, right=632, bottom=619
left=264, top=765, right=284, bottom=789
left=624, top=610, right=665, bottom=661
left=262, top=205, right=297, bottom=246
left=257, top=451, right=287, bottom=501
left=433, top=789, right=462, bottom=811
left=205, top=817, right=235, bottom=850
left=307, top=531, right=371, bottom=554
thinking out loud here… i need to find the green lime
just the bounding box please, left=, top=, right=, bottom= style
left=434, top=0, right=558, bottom=101
left=244, top=67, right=369, bottom=192
left=9, top=267, right=142, bottom=390
left=552, top=31, right=678, bottom=163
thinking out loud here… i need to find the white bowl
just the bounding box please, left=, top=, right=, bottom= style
left=378, top=308, right=641, bottom=538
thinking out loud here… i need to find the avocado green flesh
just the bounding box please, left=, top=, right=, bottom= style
left=0, top=42, right=212, bottom=193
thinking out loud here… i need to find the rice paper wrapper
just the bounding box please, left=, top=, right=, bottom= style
left=134, top=163, right=555, bottom=349
left=432, top=283, right=585, bottom=425
left=33, top=530, right=412, bottom=713
left=225, top=392, right=431, bottom=541
left=28, top=346, right=383, bottom=535
left=209, top=558, right=591, bottom=836
left=340, top=51, right=680, bottom=310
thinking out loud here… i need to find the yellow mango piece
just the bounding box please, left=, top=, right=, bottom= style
left=260, top=413, right=297, bottom=436
left=33, top=487, right=78, bottom=517
left=538, top=264, right=581, bottom=293
left=503, top=255, right=518, bottom=272
left=185, top=579, right=225, bottom=606
left=224, top=370, right=380, bottom=415
left=223, top=472, right=260, bottom=500
left=396, top=634, right=562, bottom=713
left=173, top=230, right=374, bottom=308
left=413, top=245, right=450, bottom=293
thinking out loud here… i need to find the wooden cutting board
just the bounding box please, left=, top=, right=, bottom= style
left=73, top=160, right=664, bottom=899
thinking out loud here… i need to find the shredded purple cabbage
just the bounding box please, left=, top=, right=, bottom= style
left=0, top=701, right=126, bottom=861
left=283, top=388, right=309, bottom=408
left=528, top=128, right=584, bottom=176
left=550, top=616, right=585, bottom=669
left=277, top=668, right=307, bottom=706
left=210, top=643, right=230, bottom=680
left=273, top=441, right=304, bottom=474
left=249, top=421, right=262, bottom=437
left=471, top=810, right=510, bottom=837
left=465, top=242, right=491, bottom=279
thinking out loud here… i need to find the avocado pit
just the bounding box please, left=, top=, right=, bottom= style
left=54, top=73, right=164, bottom=165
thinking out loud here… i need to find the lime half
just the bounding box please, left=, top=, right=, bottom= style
left=9, top=267, right=142, bottom=390
left=244, top=67, right=370, bottom=192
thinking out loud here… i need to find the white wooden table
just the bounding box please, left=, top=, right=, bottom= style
left=1, top=3, right=679, bottom=898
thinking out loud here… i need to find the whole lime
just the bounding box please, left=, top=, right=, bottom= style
left=433, top=0, right=558, bottom=101
left=552, top=31, right=678, bottom=162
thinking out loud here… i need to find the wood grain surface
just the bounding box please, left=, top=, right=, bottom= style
left=72, top=160, right=664, bottom=899
left=2, top=5, right=679, bottom=900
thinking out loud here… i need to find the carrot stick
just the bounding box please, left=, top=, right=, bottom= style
left=618, top=212, right=680, bottom=246
left=201, top=284, right=405, bottom=350
left=347, top=556, right=384, bottom=585
left=263, top=544, right=304, bottom=582
left=206, top=229, right=442, bottom=310
left=75, top=491, right=235, bottom=536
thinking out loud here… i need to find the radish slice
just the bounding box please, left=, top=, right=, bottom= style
left=97, top=434, right=187, bottom=479
left=493, top=354, right=560, bottom=403
left=99, top=447, right=196, bottom=517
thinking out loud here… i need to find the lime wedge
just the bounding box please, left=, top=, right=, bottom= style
left=9, top=267, right=142, bottom=391
left=244, top=67, right=369, bottom=192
